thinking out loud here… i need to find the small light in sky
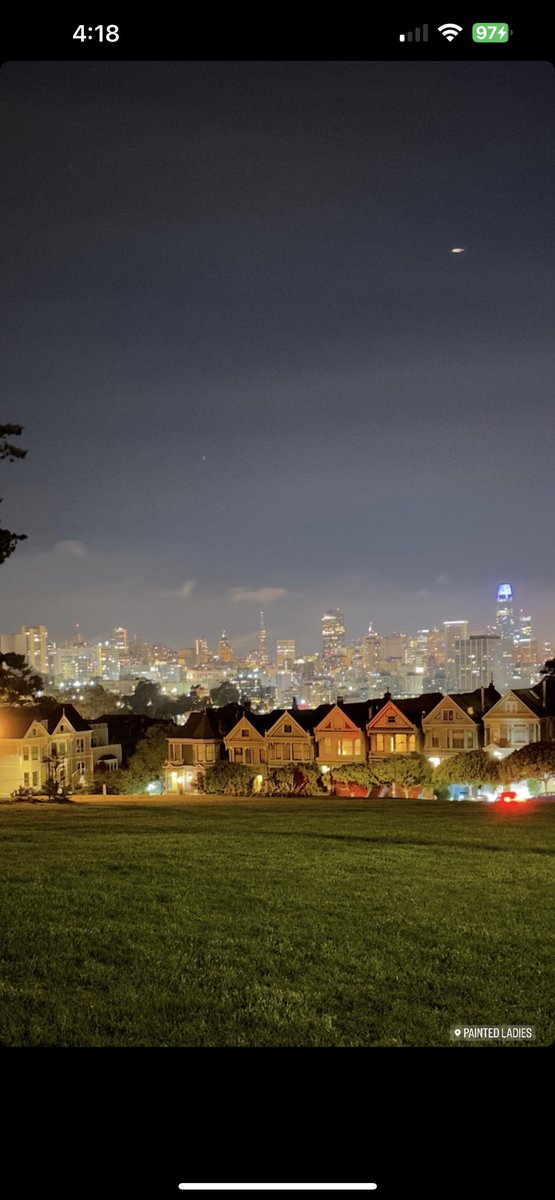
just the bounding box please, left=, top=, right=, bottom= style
left=451, top=247, right=465, bottom=254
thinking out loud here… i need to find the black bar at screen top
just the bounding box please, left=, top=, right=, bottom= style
left=0, top=15, right=551, bottom=63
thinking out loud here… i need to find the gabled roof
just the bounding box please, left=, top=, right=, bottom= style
left=482, top=680, right=555, bottom=720
left=369, top=694, right=443, bottom=729
left=426, top=685, right=502, bottom=724
left=507, top=689, right=545, bottom=718
left=266, top=709, right=314, bottom=737
left=175, top=703, right=246, bottom=740
left=393, top=693, right=444, bottom=723
left=283, top=708, right=317, bottom=732
left=0, top=703, right=92, bottom=738
left=530, top=676, right=555, bottom=717
left=312, top=700, right=384, bottom=734
left=0, top=708, right=48, bottom=737
left=341, top=700, right=382, bottom=728
left=244, top=710, right=282, bottom=735
left=48, top=704, right=92, bottom=733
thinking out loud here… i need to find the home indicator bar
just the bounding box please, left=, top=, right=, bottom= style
left=178, top=1187, right=378, bottom=1193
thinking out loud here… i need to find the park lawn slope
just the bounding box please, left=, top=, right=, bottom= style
left=0, top=798, right=553, bottom=1047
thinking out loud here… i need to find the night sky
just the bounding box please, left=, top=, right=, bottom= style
left=1, top=60, right=554, bottom=651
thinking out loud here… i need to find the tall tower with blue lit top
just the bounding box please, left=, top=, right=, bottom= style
left=496, top=583, right=515, bottom=689
left=496, top=583, right=514, bottom=639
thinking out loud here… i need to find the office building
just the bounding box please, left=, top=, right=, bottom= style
left=321, top=609, right=346, bottom=669
left=21, top=625, right=49, bottom=677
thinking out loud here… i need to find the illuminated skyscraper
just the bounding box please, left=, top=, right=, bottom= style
left=512, top=609, right=537, bottom=686
left=258, top=611, right=267, bottom=666
left=454, top=633, right=501, bottom=690
left=276, top=640, right=296, bottom=669
left=495, top=583, right=515, bottom=641
left=218, top=631, right=234, bottom=662
left=21, top=625, right=49, bottom=676
left=495, top=583, right=516, bottom=689
left=111, top=627, right=129, bottom=654
left=443, top=620, right=468, bottom=690
left=195, top=638, right=209, bottom=665
left=321, top=609, right=346, bottom=668
left=362, top=626, right=381, bottom=671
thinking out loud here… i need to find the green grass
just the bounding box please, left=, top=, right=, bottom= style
left=0, top=798, right=553, bottom=1047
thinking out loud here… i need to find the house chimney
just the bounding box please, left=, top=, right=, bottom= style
left=543, top=676, right=547, bottom=710
left=383, top=691, right=391, bottom=702
left=480, top=687, right=485, bottom=710
left=337, top=695, right=344, bottom=705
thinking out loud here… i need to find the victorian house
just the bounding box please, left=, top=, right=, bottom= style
left=483, top=677, right=555, bottom=756
left=165, top=702, right=244, bottom=792
left=422, top=685, right=500, bottom=759
left=366, top=693, right=443, bottom=757
left=224, top=710, right=273, bottom=768
left=313, top=700, right=374, bottom=768
left=0, top=704, right=95, bottom=797
left=264, top=709, right=315, bottom=768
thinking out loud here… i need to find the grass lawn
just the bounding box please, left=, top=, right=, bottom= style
left=0, top=797, right=553, bottom=1047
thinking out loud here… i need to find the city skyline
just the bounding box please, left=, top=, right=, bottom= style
left=3, top=581, right=551, bottom=664
left=1, top=61, right=554, bottom=650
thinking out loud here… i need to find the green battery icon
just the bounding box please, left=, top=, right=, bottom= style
left=472, top=23, right=510, bottom=42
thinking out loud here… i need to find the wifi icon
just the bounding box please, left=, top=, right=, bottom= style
left=438, top=23, right=463, bottom=41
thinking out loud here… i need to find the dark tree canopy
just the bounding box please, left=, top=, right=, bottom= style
left=209, top=681, right=240, bottom=707
left=502, top=742, right=555, bottom=791
left=0, top=424, right=27, bottom=564
left=129, top=679, right=162, bottom=715
left=0, top=652, right=43, bottom=705
left=434, top=750, right=500, bottom=788
left=116, top=725, right=169, bottom=793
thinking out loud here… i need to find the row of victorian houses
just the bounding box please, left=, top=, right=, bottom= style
left=165, top=679, right=555, bottom=793
left=1, top=678, right=553, bottom=798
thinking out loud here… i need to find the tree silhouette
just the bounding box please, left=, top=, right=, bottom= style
left=0, top=652, right=43, bottom=704
left=0, top=424, right=27, bottom=564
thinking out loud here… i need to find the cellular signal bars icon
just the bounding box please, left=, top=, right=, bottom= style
left=399, top=24, right=428, bottom=42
